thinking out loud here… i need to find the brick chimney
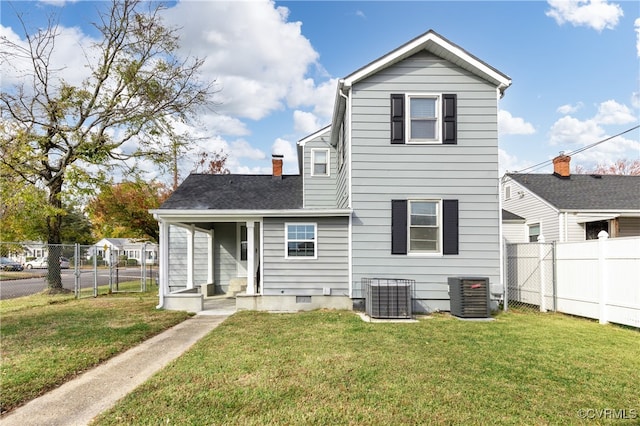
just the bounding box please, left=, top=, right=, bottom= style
left=272, top=154, right=283, bottom=179
left=552, top=153, right=571, bottom=178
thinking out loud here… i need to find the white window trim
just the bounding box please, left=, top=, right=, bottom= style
left=528, top=222, right=541, bottom=242
left=504, top=185, right=511, bottom=201
left=407, top=200, right=443, bottom=256
left=311, top=148, right=330, bottom=177
left=285, top=222, right=318, bottom=259
left=405, top=93, right=442, bottom=144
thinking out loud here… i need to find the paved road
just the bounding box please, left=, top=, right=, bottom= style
left=0, top=268, right=146, bottom=300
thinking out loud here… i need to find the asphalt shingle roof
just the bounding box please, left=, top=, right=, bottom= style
left=506, top=173, right=640, bottom=210
left=159, top=174, right=303, bottom=210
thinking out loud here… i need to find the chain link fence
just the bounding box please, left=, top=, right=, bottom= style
left=504, top=242, right=555, bottom=312
left=0, top=242, right=157, bottom=306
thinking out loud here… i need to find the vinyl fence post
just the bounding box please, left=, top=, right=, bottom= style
left=93, top=249, right=98, bottom=298
left=538, top=234, right=547, bottom=313
left=141, top=243, right=147, bottom=292
left=598, top=231, right=609, bottom=325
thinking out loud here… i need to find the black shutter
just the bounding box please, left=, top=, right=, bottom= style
left=442, top=199, right=459, bottom=255
left=442, top=94, right=457, bottom=145
left=390, top=94, right=405, bottom=144
left=391, top=200, right=408, bottom=254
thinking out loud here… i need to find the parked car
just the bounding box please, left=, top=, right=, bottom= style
left=24, top=256, right=71, bottom=270
left=24, top=257, right=48, bottom=269
left=0, top=257, right=24, bottom=271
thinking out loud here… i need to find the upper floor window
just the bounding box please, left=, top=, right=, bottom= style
left=391, top=93, right=456, bottom=145
left=408, top=95, right=439, bottom=142
left=285, top=223, right=317, bottom=259
left=504, top=185, right=511, bottom=200
left=311, top=149, right=329, bottom=177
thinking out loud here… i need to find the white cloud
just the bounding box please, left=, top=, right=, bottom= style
left=498, top=149, right=535, bottom=175
left=635, top=18, right=640, bottom=57
left=272, top=138, right=298, bottom=174
left=557, top=102, right=583, bottom=115
left=356, top=10, right=367, bottom=19
left=632, top=92, right=640, bottom=109
left=594, top=100, right=637, bottom=125
left=229, top=139, right=266, bottom=161
left=293, top=110, right=322, bottom=135
left=162, top=1, right=321, bottom=122
left=546, top=0, right=623, bottom=32
left=498, top=110, right=536, bottom=135
left=547, top=100, right=640, bottom=168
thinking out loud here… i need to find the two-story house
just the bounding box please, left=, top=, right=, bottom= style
left=151, top=29, right=512, bottom=313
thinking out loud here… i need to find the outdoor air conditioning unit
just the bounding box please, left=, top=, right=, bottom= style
left=448, top=277, right=491, bottom=318
left=364, top=278, right=414, bottom=319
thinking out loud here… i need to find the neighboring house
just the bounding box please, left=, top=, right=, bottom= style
left=501, top=210, right=527, bottom=243
left=89, top=238, right=158, bottom=265
left=152, top=29, right=512, bottom=313
left=502, top=154, right=640, bottom=243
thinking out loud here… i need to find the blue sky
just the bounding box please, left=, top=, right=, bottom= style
left=1, top=0, right=639, bottom=181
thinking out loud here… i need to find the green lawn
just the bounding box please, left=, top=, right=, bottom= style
left=93, top=310, right=640, bottom=425
left=0, top=289, right=191, bottom=413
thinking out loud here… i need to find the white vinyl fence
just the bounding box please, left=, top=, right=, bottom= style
left=506, top=233, right=640, bottom=328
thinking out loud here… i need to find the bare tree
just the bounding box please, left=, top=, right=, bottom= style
left=192, top=149, right=230, bottom=176
left=0, top=0, right=214, bottom=291
left=575, top=158, right=640, bottom=176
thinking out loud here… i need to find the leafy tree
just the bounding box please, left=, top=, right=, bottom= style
left=0, top=0, right=213, bottom=290
left=87, top=179, right=170, bottom=243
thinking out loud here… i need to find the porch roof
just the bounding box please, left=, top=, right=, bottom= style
left=159, top=174, right=302, bottom=210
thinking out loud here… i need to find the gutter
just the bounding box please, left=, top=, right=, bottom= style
left=329, top=79, right=348, bottom=147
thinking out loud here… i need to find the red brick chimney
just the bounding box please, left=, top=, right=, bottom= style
left=552, top=153, right=571, bottom=178
left=272, top=154, right=283, bottom=179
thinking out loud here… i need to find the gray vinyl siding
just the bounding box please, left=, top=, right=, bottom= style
left=349, top=51, right=502, bottom=311
left=618, top=217, right=640, bottom=237
left=503, top=179, right=560, bottom=242
left=212, top=223, right=237, bottom=293
left=262, top=216, right=349, bottom=296
left=168, top=225, right=187, bottom=290
left=303, top=130, right=339, bottom=208
left=193, top=230, right=209, bottom=285
left=336, top=121, right=350, bottom=209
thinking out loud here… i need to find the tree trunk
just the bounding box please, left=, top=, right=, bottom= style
left=46, top=177, right=64, bottom=291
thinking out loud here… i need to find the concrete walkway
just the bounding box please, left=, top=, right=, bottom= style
left=1, top=297, right=236, bottom=426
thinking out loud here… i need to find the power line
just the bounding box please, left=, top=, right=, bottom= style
left=513, top=124, right=640, bottom=174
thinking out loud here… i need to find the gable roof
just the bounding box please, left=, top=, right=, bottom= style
left=502, top=209, right=525, bottom=222
left=342, top=29, right=512, bottom=93
left=159, top=174, right=303, bottom=210
left=330, top=29, right=511, bottom=146
left=506, top=173, right=640, bottom=211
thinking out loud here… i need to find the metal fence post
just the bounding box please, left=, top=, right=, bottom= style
left=538, top=235, right=547, bottom=313
left=74, top=243, right=80, bottom=298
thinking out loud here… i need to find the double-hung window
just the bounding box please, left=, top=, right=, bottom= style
left=391, top=93, right=456, bottom=145
left=408, top=95, right=439, bottom=142
left=409, top=201, right=440, bottom=253
left=528, top=223, right=540, bottom=242
left=285, top=223, right=317, bottom=258
left=311, top=149, right=329, bottom=176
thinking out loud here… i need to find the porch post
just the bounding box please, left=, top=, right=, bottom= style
left=157, top=220, right=169, bottom=309
left=207, top=229, right=214, bottom=284
left=186, top=225, right=194, bottom=289
left=246, top=221, right=255, bottom=295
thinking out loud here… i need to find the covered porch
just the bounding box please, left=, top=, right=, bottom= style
left=156, top=217, right=262, bottom=313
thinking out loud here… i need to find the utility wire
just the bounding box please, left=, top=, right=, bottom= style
left=512, top=124, right=640, bottom=174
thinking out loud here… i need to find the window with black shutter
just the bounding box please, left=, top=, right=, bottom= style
left=390, top=93, right=457, bottom=145
left=391, top=199, right=459, bottom=255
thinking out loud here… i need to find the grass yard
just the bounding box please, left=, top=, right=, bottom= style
left=94, top=310, right=640, bottom=425
left=0, top=288, right=191, bottom=413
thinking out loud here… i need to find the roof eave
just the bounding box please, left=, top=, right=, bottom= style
left=151, top=208, right=353, bottom=221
